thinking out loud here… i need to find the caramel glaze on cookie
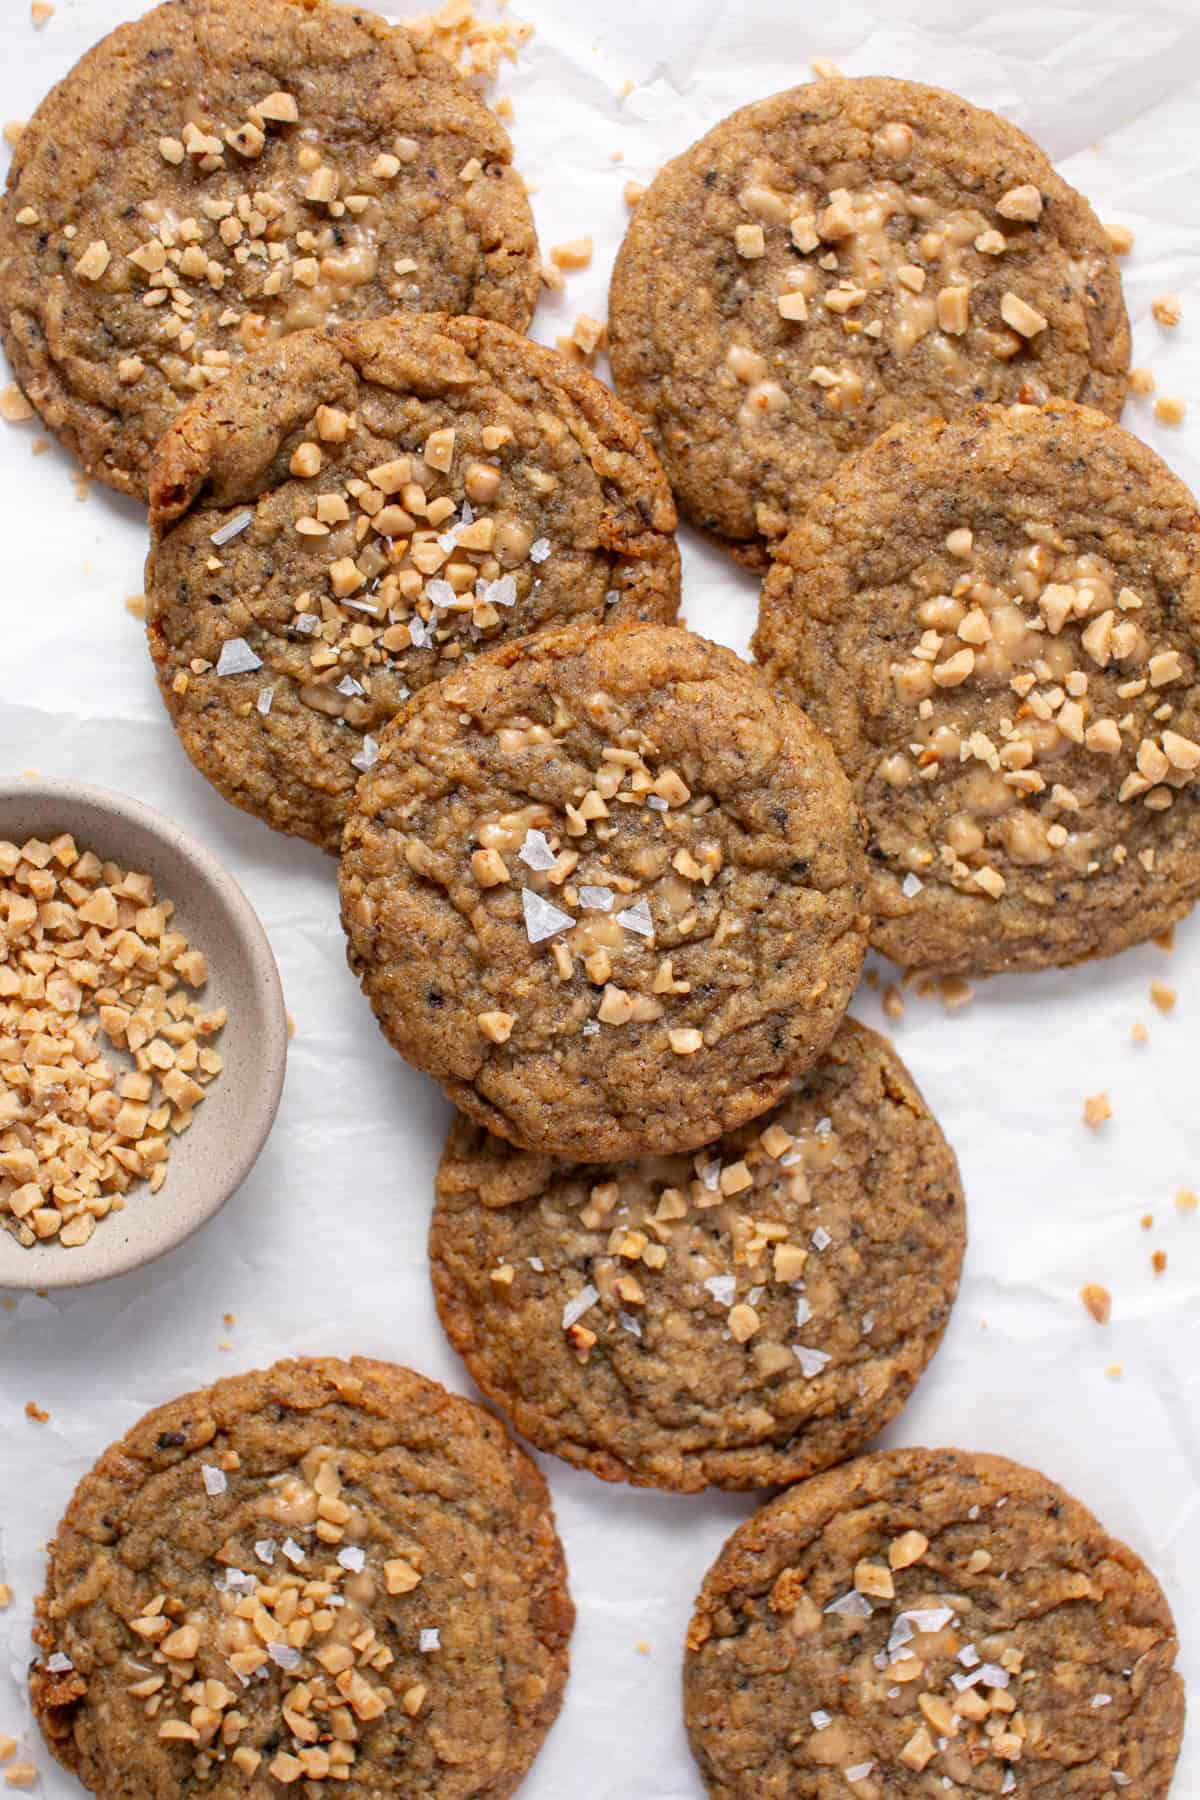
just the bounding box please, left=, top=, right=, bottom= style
left=431, top=1020, right=964, bottom=1492
left=610, top=77, right=1128, bottom=565
left=31, top=1357, right=573, bottom=1800
left=340, top=620, right=869, bottom=1161
left=147, top=314, right=680, bottom=853
left=755, top=402, right=1200, bottom=974
left=0, top=0, right=540, bottom=498
left=685, top=1448, right=1184, bottom=1798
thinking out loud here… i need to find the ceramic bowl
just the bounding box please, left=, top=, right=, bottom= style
left=0, top=780, right=286, bottom=1290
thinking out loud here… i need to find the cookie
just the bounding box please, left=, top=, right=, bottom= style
left=146, top=314, right=680, bottom=853
left=431, top=1019, right=964, bottom=1492
left=685, top=1447, right=1184, bottom=1798
left=340, top=620, right=869, bottom=1160
left=0, top=0, right=539, bottom=500
left=609, top=76, right=1128, bottom=564
left=30, top=1356, right=572, bottom=1800
left=754, top=402, right=1200, bottom=974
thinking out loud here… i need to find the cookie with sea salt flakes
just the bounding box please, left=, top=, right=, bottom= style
left=146, top=314, right=680, bottom=853
left=0, top=0, right=540, bottom=500
left=30, top=1356, right=573, bottom=1800
left=339, top=619, right=869, bottom=1161
left=684, top=1448, right=1184, bottom=1800
left=608, top=76, right=1128, bottom=564
left=430, top=1019, right=964, bottom=1492
left=754, top=401, right=1200, bottom=975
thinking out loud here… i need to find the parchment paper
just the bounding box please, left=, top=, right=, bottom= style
left=2, top=0, right=1200, bottom=1792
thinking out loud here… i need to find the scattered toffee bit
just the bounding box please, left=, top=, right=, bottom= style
left=1151, top=295, right=1181, bottom=328
left=1154, top=396, right=1186, bottom=426
left=1150, top=981, right=1176, bottom=1014
left=1151, top=1249, right=1167, bottom=1275
left=1104, top=222, right=1135, bottom=255
left=1082, top=1093, right=1112, bottom=1129
left=24, top=1402, right=49, bottom=1424
left=1080, top=1283, right=1111, bottom=1325
left=549, top=237, right=593, bottom=271
left=0, top=386, right=34, bottom=424
left=0, top=835, right=225, bottom=1249
left=1175, top=1188, right=1197, bottom=1214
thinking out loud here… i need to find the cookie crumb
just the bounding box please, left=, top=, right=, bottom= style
left=938, top=975, right=973, bottom=1010
left=3, top=122, right=26, bottom=147
left=1131, top=1021, right=1148, bottom=1044
left=635, top=1640, right=651, bottom=1655
left=24, top=1402, right=49, bottom=1424
left=30, top=2, right=55, bottom=23
left=882, top=984, right=904, bottom=1021
left=1106, top=1362, right=1123, bottom=1380
left=0, top=386, right=34, bottom=424
left=1104, top=222, right=1134, bottom=255
left=811, top=57, right=844, bottom=78
left=624, top=180, right=646, bottom=208
left=1154, top=396, right=1186, bottom=426
left=1128, top=367, right=1155, bottom=396
left=1082, top=1093, right=1112, bottom=1129
left=3, top=1766, right=36, bottom=1789
left=1152, top=295, right=1181, bottom=328
left=1150, top=981, right=1176, bottom=1014
left=1080, top=1284, right=1111, bottom=1325
left=125, top=593, right=147, bottom=620
left=550, top=237, right=593, bottom=272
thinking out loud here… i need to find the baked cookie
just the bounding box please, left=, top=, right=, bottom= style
left=0, top=0, right=539, bottom=499
left=340, top=620, right=869, bottom=1160
left=755, top=402, right=1200, bottom=974
left=146, top=315, right=680, bottom=853
left=431, top=1019, right=964, bottom=1492
left=31, top=1356, right=572, bottom=1800
left=685, top=1447, right=1184, bottom=1798
left=609, top=76, right=1128, bottom=564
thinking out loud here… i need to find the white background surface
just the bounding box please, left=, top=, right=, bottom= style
left=2, top=0, right=1200, bottom=1793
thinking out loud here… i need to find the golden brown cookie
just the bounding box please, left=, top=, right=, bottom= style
left=339, top=620, right=869, bottom=1160
left=685, top=1447, right=1184, bottom=1798
left=755, top=402, right=1200, bottom=974
left=31, top=1356, right=572, bottom=1800
left=0, top=0, right=539, bottom=498
left=609, top=77, right=1128, bottom=564
left=146, top=314, right=679, bottom=853
left=431, top=1019, right=965, bottom=1491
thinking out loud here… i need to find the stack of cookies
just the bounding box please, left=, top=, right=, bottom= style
left=2, top=0, right=1190, bottom=1794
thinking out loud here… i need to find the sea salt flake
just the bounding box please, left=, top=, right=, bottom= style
left=254, top=1539, right=277, bottom=1565
left=616, top=897, right=653, bottom=936
left=215, top=637, right=262, bottom=677
left=1112, top=1776, right=1131, bottom=1789
left=419, top=1628, right=440, bottom=1652
left=604, top=588, right=620, bottom=607
left=703, top=1274, right=736, bottom=1308
left=582, top=1021, right=600, bottom=1036
left=794, top=1345, right=830, bottom=1378
left=337, top=1546, right=366, bottom=1573
left=1001, top=1776, right=1015, bottom=1796
left=529, top=537, right=551, bottom=563
left=562, top=1284, right=599, bottom=1330
left=527, top=1256, right=545, bottom=1272
left=408, top=614, right=435, bottom=649
left=437, top=530, right=459, bottom=554
left=794, top=1296, right=812, bottom=1329
left=810, top=1710, right=832, bottom=1730
left=968, top=1504, right=981, bottom=1521
left=981, top=1663, right=1010, bottom=1688
left=957, top=1643, right=980, bottom=1669
left=481, top=574, right=517, bottom=608
left=523, top=888, right=573, bottom=943
left=425, top=579, right=456, bottom=609
left=210, top=509, right=253, bottom=546
left=1092, top=1692, right=1112, bottom=1708
left=815, top=1116, right=833, bottom=1137
left=201, top=1464, right=227, bottom=1496
left=697, top=1158, right=721, bottom=1192
left=336, top=674, right=365, bottom=697
left=256, top=687, right=274, bottom=715
left=281, top=1537, right=306, bottom=1566
left=618, top=1311, right=643, bottom=1339
left=952, top=1668, right=985, bottom=1691
left=901, top=1607, right=954, bottom=1635
left=824, top=1589, right=872, bottom=1618
left=647, top=794, right=668, bottom=810
left=902, top=872, right=924, bottom=897
left=860, top=1311, right=874, bottom=1334
left=268, top=1642, right=303, bottom=1669
left=846, top=1767, right=874, bottom=1785
left=517, top=831, right=556, bottom=874
left=46, top=1653, right=73, bottom=1672
left=811, top=1226, right=832, bottom=1251
left=294, top=612, right=318, bottom=635
left=351, top=735, right=379, bottom=773
left=578, top=885, right=613, bottom=910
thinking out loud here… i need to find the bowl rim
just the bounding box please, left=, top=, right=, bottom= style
left=0, top=777, right=287, bottom=1291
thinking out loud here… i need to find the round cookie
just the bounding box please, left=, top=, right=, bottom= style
left=609, top=76, right=1128, bottom=564
left=0, top=0, right=540, bottom=499
left=685, top=1447, right=1184, bottom=1798
left=146, top=314, right=680, bottom=853
left=339, top=620, right=869, bottom=1161
left=431, top=1018, right=964, bottom=1492
left=754, top=402, right=1200, bottom=974
left=30, top=1356, right=573, bottom=1800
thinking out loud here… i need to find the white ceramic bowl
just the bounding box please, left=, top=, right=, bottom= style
left=0, top=780, right=287, bottom=1289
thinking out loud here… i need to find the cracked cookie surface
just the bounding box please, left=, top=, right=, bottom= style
left=31, top=1356, right=572, bottom=1800
left=147, top=314, right=679, bottom=852
left=609, top=77, right=1127, bottom=563
left=754, top=402, right=1200, bottom=973
left=431, top=1020, right=964, bottom=1491
left=0, top=0, right=539, bottom=498
left=339, top=620, right=868, bottom=1160
left=685, top=1447, right=1183, bottom=1798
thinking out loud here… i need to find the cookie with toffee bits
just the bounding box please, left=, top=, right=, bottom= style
left=147, top=315, right=680, bottom=852
left=30, top=1356, right=572, bottom=1800
left=0, top=0, right=539, bottom=500
left=431, top=1020, right=964, bottom=1491
left=684, top=1448, right=1183, bottom=1799
left=755, top=402, right=1200, bottom=973
left=609, top=77, right=1127, bottom=564
left=340, top=620, right=868, bottom=1160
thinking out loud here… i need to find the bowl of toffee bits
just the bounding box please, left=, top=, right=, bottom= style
left=0, top=780, right=287, bottom=1289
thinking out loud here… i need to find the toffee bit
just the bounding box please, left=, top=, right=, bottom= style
left=1080, top=1283, right=1111, bottom=1325
left=1082, top=1093, right=1112, bottom=1129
